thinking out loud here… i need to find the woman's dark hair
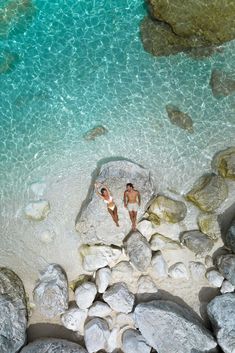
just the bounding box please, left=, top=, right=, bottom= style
left=101, top=188, right=107, bottom=195
left=126, top=183, right=134, bottom=188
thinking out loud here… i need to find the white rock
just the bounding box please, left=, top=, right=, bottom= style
left=61, top=308, right=88, bottom=334
left=30, top=181, right=46, bottom=197
left=75, top=282, right=97, bottom=309
left=25, top=200, right=50, bottom=221
left=88, top=301, right=112, bottom=317
left=115, top=313, right=135, bottom=329
left=38, top=229, right=55, bottom=244
left=103, top=282, right=135, bottom=314
left=137, top=220, right=156, bottom=241
left=151, top=251, right=168, bottom=278
left=122, top=328, right=151, bottom=353
left=205, top=255, right=214, bottom=268
left=20, top=338, right=88, bottom=353
left=111, top=261, right=134, bottom=284
left=81, top=245, right=122, bottom=272
left=33, top=264, right=68, bottom=318
left=206, top=270, right=224, bottom=287
left=150, top=233, right=181, bottom=251
left=95, top=267, right=111, bottom=293
left=137, top=275, right=158, bottom=294
left=84, top=318, right=110, bottom=353
left=189, top=261, right=206, bottom=280
left=168, top=262, right=189, bottom=280
left=107, top=326, right=120, bottom=352
left=220, top=280, right=235, bottom=294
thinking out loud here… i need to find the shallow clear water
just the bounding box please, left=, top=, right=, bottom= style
left=0, top=0, right=235, bottom=215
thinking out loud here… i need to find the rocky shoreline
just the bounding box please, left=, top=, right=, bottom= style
left=1, top=147, right=235, bottom=353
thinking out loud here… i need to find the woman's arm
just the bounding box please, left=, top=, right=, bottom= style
left=94, top=183, right=103, bottom=198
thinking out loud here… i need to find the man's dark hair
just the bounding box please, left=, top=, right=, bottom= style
left=126, top=183, right=134, bottom=188
left=101, top=188, right=106, bottom=195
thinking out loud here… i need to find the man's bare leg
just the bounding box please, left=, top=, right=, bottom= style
left=132, top=211, right=137, bottom=231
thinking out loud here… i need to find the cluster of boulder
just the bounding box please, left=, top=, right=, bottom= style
left=6, top=148, right=235, bottom=352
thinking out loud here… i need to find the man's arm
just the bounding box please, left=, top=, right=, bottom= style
left=137, top=191, right=141, bottom=206
left=124, top=190, right=128, bottom=208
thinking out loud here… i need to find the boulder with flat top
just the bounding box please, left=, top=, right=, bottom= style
left=75, top=160, right=154, bottom=246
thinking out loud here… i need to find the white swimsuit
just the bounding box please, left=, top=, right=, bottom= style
left=103, top=196, right=116, bottom=211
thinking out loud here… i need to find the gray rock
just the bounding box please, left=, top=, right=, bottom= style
left=148, top=194, right=187, bottom=223
left=186, top=173, right=228, bottom=212
left=84, top=318, right=110, bottom=353
left=189, top=261, right=206, bottom=280
left=166, top=105, right=194, bottom=133
left=20, top=338, right=88, bottom=353
left=33, top=264, right=68, bottom=318
left=206, top=270, right=224, bottom=288
left=103, top=282, right=135, bottom=314
left=210, top=69, right=235, bottom=97
left=151, top=251, right=168, bottom=278
left=207, top=293, right=235, bottom=353
left=134, top=300, right=217, bottom=353
left=75, top=160, right=154, bottom=246
left=122, top=328, right=151, bottom=353
left=181, top=230, right=214, bottom=256
left=124, top=231, right=152, bottom=271
left=0, top=267, right=27, bottom=353
left=168, top=262, right=188, bottom=280
left=88, top=301, right=112, bottom=317
left=150, top=233, right=181, bottom=251
left=212, top=146, right=235, bottom=179
left=137, top=275, right=158, bottom=294
left=198, top=213, right=221, bottom=241
left=216, top=254, right=235, bottom=286
left=225, top=219, right=235, bottom=253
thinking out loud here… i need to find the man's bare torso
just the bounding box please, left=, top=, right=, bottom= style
left=125, top=189, right=139, bottom=204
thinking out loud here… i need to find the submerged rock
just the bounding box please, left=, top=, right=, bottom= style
left=141, top=0, right=235, bottom=57
left=212, top=146, right=235, bottom=179
left=198, top=213, right=221, bottom=241
left=0, top=267, right=28, bottom=353
left=20, top=338, right=88, bottom=353
left=124, top=231, right=152, bottom=271
left=134, top=300, right=217, bottom=353
left=80, top=244, right=122, bottom=272
left=166, top=105, right=194, bottom=133
left=186, top=173, right=228, bottom=212
left=216, top=254, right=235, bottom=286
left=207, top=293, right=235, bottom=353
left=210, top=69, right=235, bottom=97
left=0, top=51, right=19, bottom=74
left=103, top=282, right=135, bottom=314
left=181, top=230, right=214, bottom=256
left=25, top=200, right=50, bottom=221
left=83, top=125, right=108, bottom=141
left=75, top=160, right=154, bottom=246
left=33, top=264, right=68, bottom=318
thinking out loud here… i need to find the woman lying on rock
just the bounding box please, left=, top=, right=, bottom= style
left=94, top=182, right=119, bottom=227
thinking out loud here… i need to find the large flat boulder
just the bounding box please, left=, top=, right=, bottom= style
left=134, top=300, right=217, bottom=353
left=207, top=293, right=235, bottom=353
left=0, top=267, right=28, bottom=353
left=33, top=264, right=68, bottom=318
left=75, top=160, right=154, bottom=246
left=20, top=338, right=88, bottom=353
left=141, top=0, right=235, bottom=57
left=124, top=231, right=152, bottom=271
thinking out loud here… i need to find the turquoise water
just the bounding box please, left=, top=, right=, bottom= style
left=0, top=0, right=235, bottom=215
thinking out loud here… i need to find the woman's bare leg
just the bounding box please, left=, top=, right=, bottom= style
left=108, top=207, right=119, bottom=226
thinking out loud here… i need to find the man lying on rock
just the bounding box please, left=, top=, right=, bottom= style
left=124, top=183, right=141, bottom=231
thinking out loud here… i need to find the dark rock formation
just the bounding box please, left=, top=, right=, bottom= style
left=166, top=105, right=194, bottom=133
left=141, top=0, right=235, bottom=56
left=210, top=69, right=235, bottom=97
